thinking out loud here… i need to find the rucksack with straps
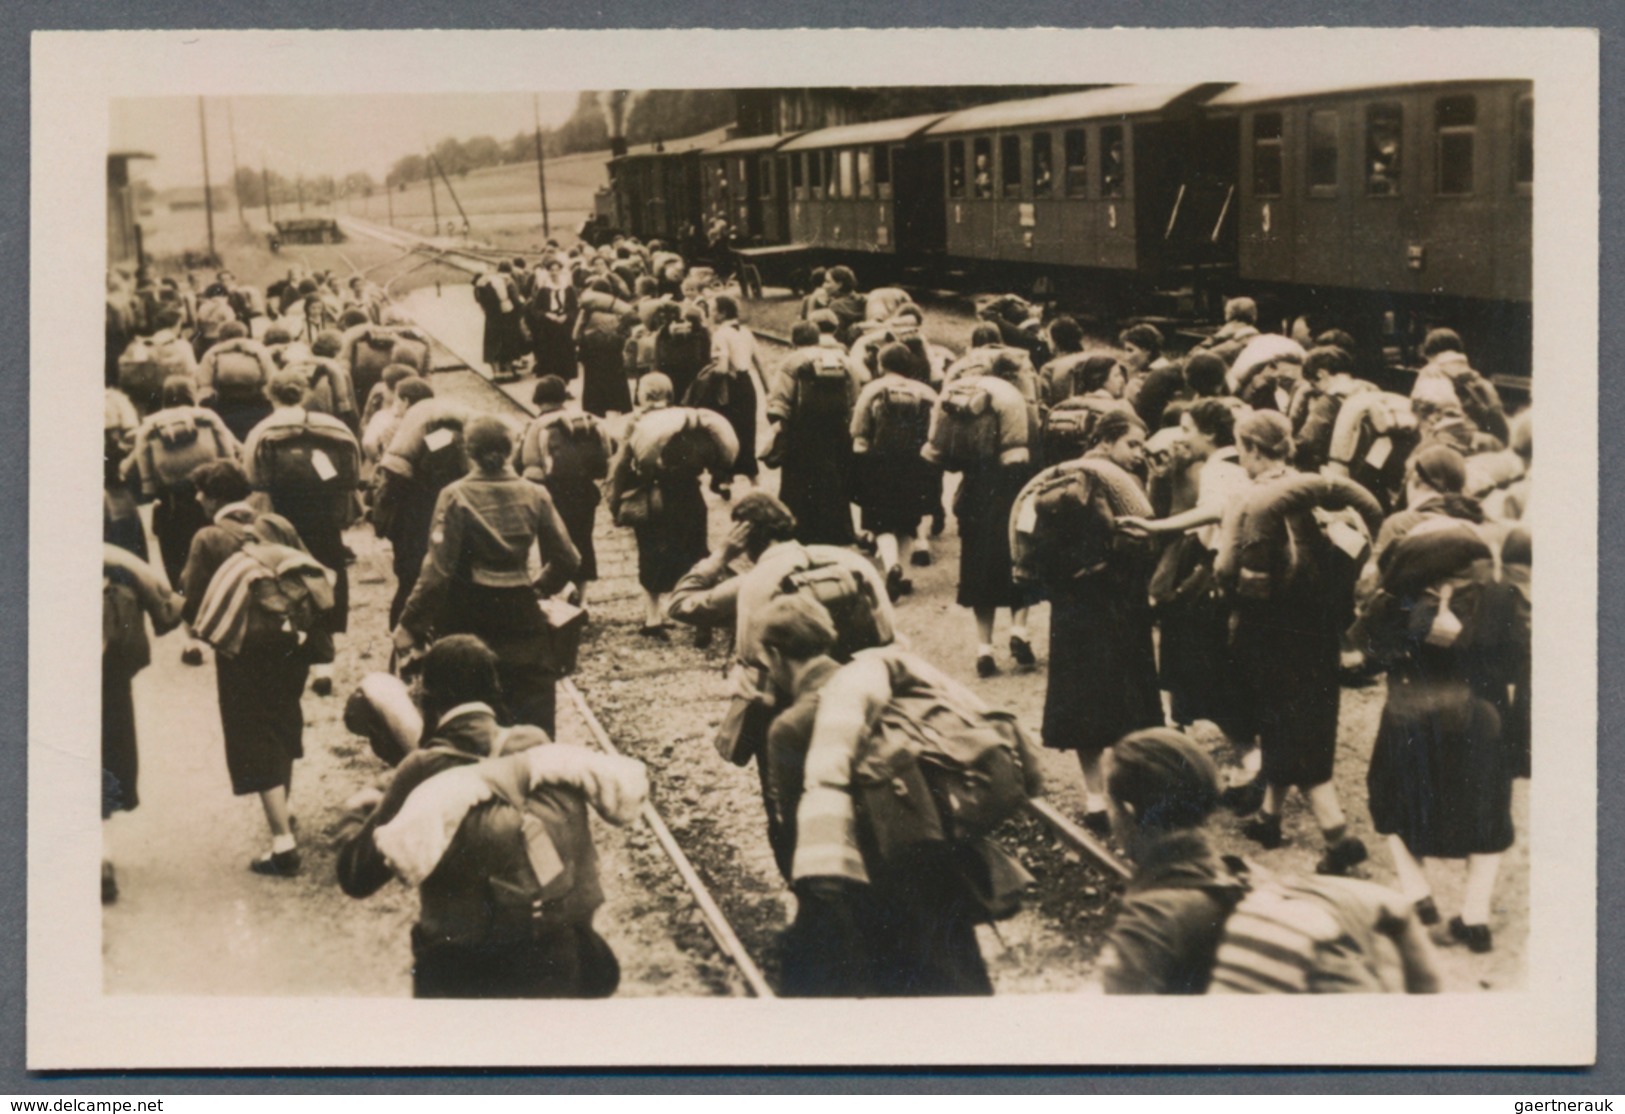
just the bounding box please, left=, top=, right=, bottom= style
left=213, top=343, right=269, bottom=404
left=255, top=417, right=362, bottom=529
left=1042, top=395, right=1121, bottom=467
left=116, top=338, right=166, bottom=413
left=1010, top=458, right=1152, bottom=587
left=791, top=348, right=855, bottom=441
left=544, top=413, right=611, bottom=484
left=1232, top=473, right=1383, bottom=603
left=145, top=409, right=228, bottom=492
left=192, top=540, right=335, bottom=655
left=928, top=378, right=1002, bottom=471
left=866, top=384, right=933, bottom=460
left=776, top=556, right=886, bottom=662
left=1210, top=870, right=1403, bottom=994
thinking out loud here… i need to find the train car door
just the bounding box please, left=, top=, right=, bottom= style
left=1293, top=102, right=1353, bottom=294
left=1342, top=93, right=1422, bottom=301
left=894, top=143, right=947, bottom=255
left=1239, top=107, right=1297, bottom=286
left=1096, top=123, right=1137, bottom=270
left=1418, top=88, right=1498, bottom=303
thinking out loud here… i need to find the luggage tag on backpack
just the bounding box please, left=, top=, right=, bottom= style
left=1014, top=492, right=1039, bottom=535
left=1365, top=436, right=1393, bottom=470
left=1424, top=585, right=1462, bottom=648
left=310, top=449, right=338, bottom=482
left=1323, top=516, right=1367, bottom=560
left=424, top=428, right=456, bottom=453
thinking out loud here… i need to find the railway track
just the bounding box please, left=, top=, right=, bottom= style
left=333, top=227, right=1136, bottom=996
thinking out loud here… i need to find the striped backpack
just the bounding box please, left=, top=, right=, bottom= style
left=1209, top=872, right=1401, bottom=994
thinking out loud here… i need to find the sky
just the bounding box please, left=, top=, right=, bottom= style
left=110, top=92, right=584, bottom=190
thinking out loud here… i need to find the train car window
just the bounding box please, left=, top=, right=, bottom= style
left=759, top=157, right=774, bottom=200
left=838, top=149, right=855, bottom=199
left=1001, top=134, right=1022, bottom=199
left=1515, top=94, right=1534, bottom=191
left=1063, top=128, right=1088, bottom=197
left=791, top=151, right=804, bottom=198
left=857, top=148, right=875, bottom=199
left=973, top=137, right=994, bottom=198
left=1435, top=95, right=1477, bottom=196
left=1252, top=113, right=1284, bottom=198
left=1032, top=132, right=1054, bottom=197
left=875, top=144, right=893, bottom=200
left=1307, top=109, right=1339, bottom=194
left=948, top=140, right=966, bottom=198
left=1365, top=103, right=1403, bottom=196
left=807, top=148, right=823, bottom=198
left=1101, top=124, right=1126, bottom=198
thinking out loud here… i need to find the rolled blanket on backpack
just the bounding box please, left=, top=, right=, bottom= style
left=623, top=405, right=739, bottom=476
left=1228, top=472, right=1384, bottom=592
left=1378, top=519, right=1494, bottom=598
left=1226, top=335, right=1305, bottom=396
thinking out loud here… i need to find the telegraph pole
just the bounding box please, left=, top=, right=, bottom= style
left=386, top=178, right=394, bottom=227
left=262, top=164, right=274, bottom=225
left=197, top=96, right=217, bottom=261
left=226, top=98, right=246, bottom=227
left=426, top=148, right=441, bottom=234
left=533, top=93, right=551, bottom=237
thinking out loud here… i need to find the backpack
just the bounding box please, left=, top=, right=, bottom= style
left=866, top=384, right=933, bottom=459
left=192, top=540, right=335, bottom=654
left=775, top=556, right=885, bottom=662
left=214, top=345, right=268, bottom=404
left=1210, top=873, right=1401, bottom=994
left=854, top=648, right=1040, bottom=845
left=929, top=378, right=1002, bottom=471
left=544, top=413, right=611, bottom=483
left=254, top=417, right=362, bottom=528
left=145, top=409, right=228, bottom=492
left=1010, top=465, right=1114, bottom=586
left=116, top=338, right=165, bottom=413
left=1042, top=396, right=1117, bottom=466
left=791, top=349, right=855, bottom=441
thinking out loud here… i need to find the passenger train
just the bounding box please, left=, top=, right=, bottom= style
left=597, top=80, right=1534, bottom=386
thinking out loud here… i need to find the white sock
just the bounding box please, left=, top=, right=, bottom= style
left=271, top=833, right=297, bottom=855
left=976, top=643, right=995, bottom=657
left=1085, top=793, right=1109, bottom=815
left=1462, top=853, right=1502, bottom=925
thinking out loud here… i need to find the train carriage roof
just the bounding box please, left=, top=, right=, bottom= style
left=611, top=126, right=732, bottom=164
left=1207, top=79, right=1531, bottom=108
left=704, top=132, right=800, bottom=155
left=780, top=113, right=949, bottom=152
left=924, top=84, right=1207, bottom=134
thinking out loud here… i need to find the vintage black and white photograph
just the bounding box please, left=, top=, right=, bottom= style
left=29, top=28, right=1597, bottom=1068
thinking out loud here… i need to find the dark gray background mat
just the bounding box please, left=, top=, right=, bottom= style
left=4, top=0, right=1618, bottom=1093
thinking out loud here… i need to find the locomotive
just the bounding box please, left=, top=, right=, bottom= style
left=600, top=80, right=1533, bottom=386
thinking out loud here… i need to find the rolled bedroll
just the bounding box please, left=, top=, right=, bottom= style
left=624, top=405, right=739, bottom=477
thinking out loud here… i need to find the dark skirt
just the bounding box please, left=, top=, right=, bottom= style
left=1043, top=577, right=1164, bottom=756
left=778, top=842, right=992, bottom=998
left=782, top=442, right=853, bottom=546
left=579, top=331, right=631, bottom=417
left=701, top=374, right=759, bottom=481
left=855, top=452, right=938, bottom=538
left=531, top=320, right=578, bottom=381
left=545, top=478, right=601, bottom=584
left=102, top=664, right=139, bottom=817
left=1366, top=678, right=1515, bottom=857
left=216, top=633, right=308, bottom=796
left=1158, top=590, right=1238, bottom=730
left=955, top=463, right=1031, bottom=611
left=153, top=485, right=210, bottom=590
left=439, top=581, right=560, bottom=737
left=631, top=476, right=708, bottom=595
left=411, top=922, right=619, bottom=999
left=1229, top=598, right=1341, bottom=788
left=482, top=308, right=527, bottom=366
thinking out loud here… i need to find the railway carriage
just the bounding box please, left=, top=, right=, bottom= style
left=779, top=113, right=948, bottom=256
left=606, top=145, right=705, bottom=245
left=699, top=132, right=799, bottom=245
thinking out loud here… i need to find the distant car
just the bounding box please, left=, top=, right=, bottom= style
left=270, top=218, right=344, bottom=248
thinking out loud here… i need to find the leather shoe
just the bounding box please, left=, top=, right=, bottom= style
left=910, top=550, right=932, bottom=568
left=180, top=645, right=204, bottom=667
left=975, top=653, right=998, bottom=679
left=1082, top=810, right=1111, bottom=838
left=1414, top=896, right=1441, bottom=926
left=1449, top=916, right=1493, bottom=953
left=249, top=849, right=302, bottom=877
left=1220, top=778, right=1266, bottom=816
left=1241, top=813, right=1284, bottom=849
left=1009, top=635, right=1036, bottom=668
left=1316, top=835, right=1369, bottom=876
